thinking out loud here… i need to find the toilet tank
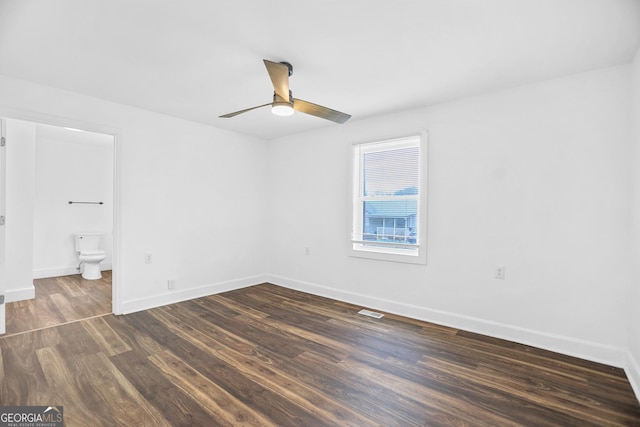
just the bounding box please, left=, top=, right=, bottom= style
left=75, top=233, right=102, bottom=252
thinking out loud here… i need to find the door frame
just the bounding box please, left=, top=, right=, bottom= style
left=0, top=108, right=122, bottom=317
left=0, top=119, right=7, bottom=334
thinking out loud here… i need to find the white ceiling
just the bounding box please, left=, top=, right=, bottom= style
left=0, top=0, right=639, bottom=140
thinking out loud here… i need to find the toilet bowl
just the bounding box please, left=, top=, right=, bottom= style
left=78, top=250, right=106, bottom=280
left=75, top=233, right=106, bottom=280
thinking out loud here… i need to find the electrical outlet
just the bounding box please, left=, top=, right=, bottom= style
left=495, top=265, right=506, bottom=280
left=168, top=279, right=176, bottom=290
left=145, top=253, right=152, bottom=264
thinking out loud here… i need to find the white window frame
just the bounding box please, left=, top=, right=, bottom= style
left=349, top=132, right=428, bottom=264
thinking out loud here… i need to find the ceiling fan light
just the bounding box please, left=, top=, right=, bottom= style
left=271, top=102, right=294, bottom=116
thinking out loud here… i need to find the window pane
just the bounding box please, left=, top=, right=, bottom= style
left=363, top=200, right=418, bottom=244
left=363, top=146, right=419, bottom=197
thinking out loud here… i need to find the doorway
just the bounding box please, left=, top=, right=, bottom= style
left=0, top=118, right=118, bottom=336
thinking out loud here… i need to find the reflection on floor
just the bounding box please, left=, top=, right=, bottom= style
left=5, top=270, right=112, bottom=336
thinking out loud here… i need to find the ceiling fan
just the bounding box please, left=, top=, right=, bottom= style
left=219, top=59, right=351, bottom=124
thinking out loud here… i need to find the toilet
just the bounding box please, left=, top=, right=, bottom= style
left=75, top=232, right=106, bottom=280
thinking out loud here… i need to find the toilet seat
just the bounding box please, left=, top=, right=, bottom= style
left=79, top=250, right=106, bottom=262
left=81, top=250, right=105, bottom=255
left=79, top=249, right=105, bottom=256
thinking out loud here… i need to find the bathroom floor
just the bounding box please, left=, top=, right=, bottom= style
left=4, top=270, right=112, bottom=336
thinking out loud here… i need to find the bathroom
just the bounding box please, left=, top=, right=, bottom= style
left=3, top=118, right=114, bottom=318
left=33, top=124, right=113, bottom=281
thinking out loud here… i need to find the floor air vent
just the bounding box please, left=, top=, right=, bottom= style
left=358, top=309, right=384, bottom=319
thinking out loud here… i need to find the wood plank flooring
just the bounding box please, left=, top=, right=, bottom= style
left=1, top=283, right=639, bottom=426
left=5, top=271, right=112, bottom=335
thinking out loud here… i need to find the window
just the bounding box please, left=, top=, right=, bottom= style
left=350, top=133, right=427, bottom=264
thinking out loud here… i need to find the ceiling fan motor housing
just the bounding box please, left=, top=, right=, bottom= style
left=280, top=61, right=293, bottom=77
left=273, top=90, right=294, bottom=104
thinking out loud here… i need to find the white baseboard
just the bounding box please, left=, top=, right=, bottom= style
left=5, top=284, right=35, bottom=302
left=266, top=274, right=628, bottom=369
left=120, top=274, right=268, bottom=315
left=33, top=263, right=112, bottom=279
left=626, top=350, right=640, bottom=402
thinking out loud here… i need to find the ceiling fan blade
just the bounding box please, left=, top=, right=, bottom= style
left=219, top=102, right=272, bottom=118
left=293, top=98, right=351, bottom=124
left=263, top=59, right=290, bottom=102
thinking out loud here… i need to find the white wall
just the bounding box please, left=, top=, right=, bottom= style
left=0, top=74, right=268, bottom=313
left=267, top=65, right=633, bottom=367
left=629, top=48, right=640, bottom=399
left=33, top=125, right=114, bottom=278
left=4, top=118, right=36, bottom=302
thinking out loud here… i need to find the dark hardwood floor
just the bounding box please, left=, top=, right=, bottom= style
left=5, top=271, right=112, bottom=335
left=1, top=282, right=639, bottom=426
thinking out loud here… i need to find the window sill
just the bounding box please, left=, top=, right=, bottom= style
left=348, top=244, right=427, bottom=265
